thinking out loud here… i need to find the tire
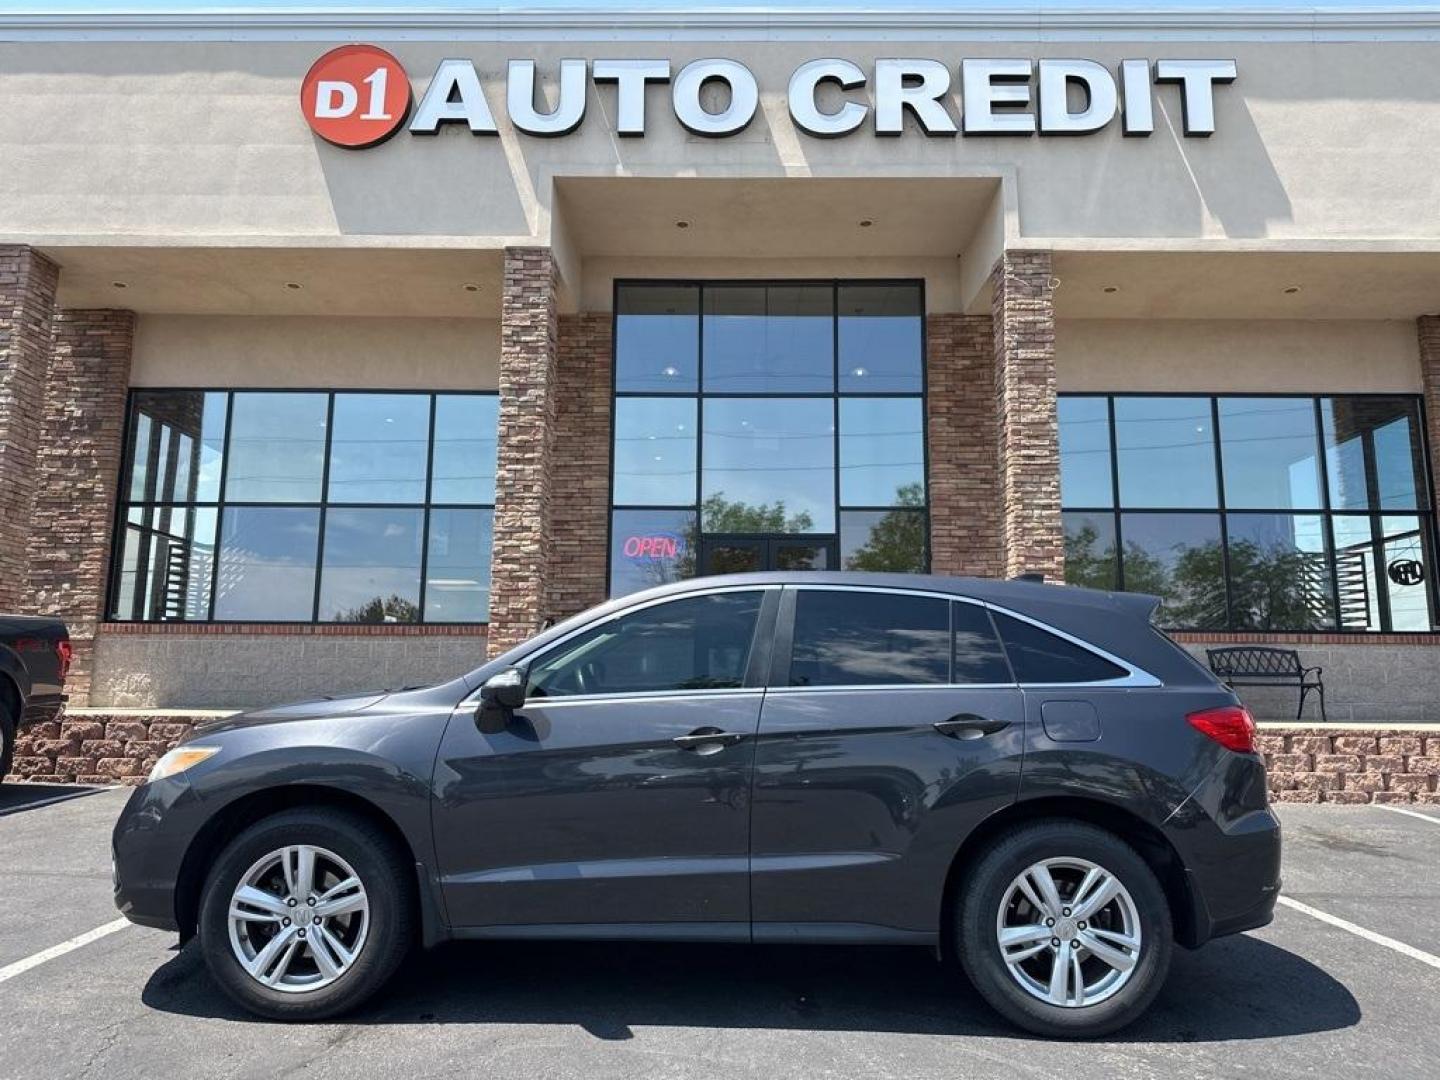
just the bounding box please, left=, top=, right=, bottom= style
left=955, top=819, right=1173, bottom=1039
left=0, top=697, right=16, bottom=782
left=198, top=807, right=416, bottom=1020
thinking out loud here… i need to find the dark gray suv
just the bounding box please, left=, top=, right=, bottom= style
left=113, top=573, right=1280, bottom=1038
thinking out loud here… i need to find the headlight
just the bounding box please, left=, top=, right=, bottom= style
left=148, top=746, right=220, bottom=783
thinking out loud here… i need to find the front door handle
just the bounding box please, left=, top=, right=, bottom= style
left=934, top=714, right=1012, bottom=740
left=673, top=728, right=747, bottom=752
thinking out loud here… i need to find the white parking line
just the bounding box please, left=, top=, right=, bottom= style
left=1376, top=804, right=1440, bottom=826
left=0, top=919, right=131, bottom=985
left=1278, top=896, right=1440, bottom=972
left=0, top=789, right=109, bottom=817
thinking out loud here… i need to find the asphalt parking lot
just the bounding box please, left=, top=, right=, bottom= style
left=2, top=787, right=1438, bottom=1080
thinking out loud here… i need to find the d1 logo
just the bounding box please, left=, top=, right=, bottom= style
left=301, top=44, right=411, bottom=148
left=1387, top=558, right=1425, bottom=587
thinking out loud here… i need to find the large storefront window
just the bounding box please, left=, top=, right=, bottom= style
left=1060, top=394, right=1436, bottom=632
left=110, top=390, right=498, bottom=624
left=609, top=281, right=927, bottom=596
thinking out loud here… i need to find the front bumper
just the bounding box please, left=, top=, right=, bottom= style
left=111, top=774, right=205, bottom=933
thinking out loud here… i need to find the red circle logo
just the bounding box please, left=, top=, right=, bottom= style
left=301, top=44, right=411, bottom=149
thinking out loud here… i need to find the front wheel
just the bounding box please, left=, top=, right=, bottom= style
left=955, top=820, right=1173, bottom=1038
left=198, top=807, right=415, bottom=1020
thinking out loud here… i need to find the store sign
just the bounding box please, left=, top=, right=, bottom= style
left=622, top=533, right=686, bottom=562
left=300, top=46, right=1237, bottom=148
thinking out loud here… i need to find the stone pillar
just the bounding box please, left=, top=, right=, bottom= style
left=488, top=248, right=560, bottom=656
left=548, top=312, right=612, bottom=620
left=0, top=246, right=59, bottom=611
left=991, top=250, right=1064, bottom=582
left=27, top=309, right=136, bottom=704
left=927, top=313, right=1004, bottom=578
left=1419, top=316, right=1440, bottom=516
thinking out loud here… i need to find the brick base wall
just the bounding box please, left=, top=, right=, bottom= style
left=1259, top=726, right=1440, bottom=804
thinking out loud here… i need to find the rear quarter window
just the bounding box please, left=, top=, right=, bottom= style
left=991, top=611, right=1128, bottom=684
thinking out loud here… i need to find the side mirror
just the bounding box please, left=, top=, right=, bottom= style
left=477, top=667, right=526, bottom=733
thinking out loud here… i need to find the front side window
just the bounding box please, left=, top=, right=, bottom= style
left=1060, top=393, right=1436, bottom=633
left=610, top=280, right=928, bottom=596
left=526, top=591, right=764, bottom=698
left=111, top=390, right=497, bottom=624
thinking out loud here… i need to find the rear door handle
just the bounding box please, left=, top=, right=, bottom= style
left=673, top=728, right=747, bottom=752
left=933, top=715, right=1012, bottom=740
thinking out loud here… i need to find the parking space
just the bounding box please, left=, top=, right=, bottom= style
left=1, top=793, right=1438, bottom=1079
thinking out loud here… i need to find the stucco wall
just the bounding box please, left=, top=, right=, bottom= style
left=89, top=631, right=485, bottom=708
left=1179, top=642, right=1440, bottom=724
left=3, top=35, right=1440, bottom=247
left=130, top=313, right=500, bottom=389
left=1056, top=318, right=1420, bottom=394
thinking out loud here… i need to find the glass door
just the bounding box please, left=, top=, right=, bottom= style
left=700, top=534, right=837, bottom=576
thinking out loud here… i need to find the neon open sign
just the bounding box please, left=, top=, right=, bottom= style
left=623, top=533, right=685, bottom=561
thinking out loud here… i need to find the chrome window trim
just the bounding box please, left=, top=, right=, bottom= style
left=521, top=688, right=766, bottom=708
left=464, top=583, right=778, bottom=705
left=766, top=683, right=1016, bottom=695
left=788, top=582, right=1162, bottom=690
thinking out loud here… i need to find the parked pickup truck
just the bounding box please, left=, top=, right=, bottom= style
left=0, top=615, right=70, bottom=780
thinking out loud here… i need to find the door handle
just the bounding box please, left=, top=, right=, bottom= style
left=673, top=729, right=747, bottom=751
left=934, top=715, right=1012, bottom=740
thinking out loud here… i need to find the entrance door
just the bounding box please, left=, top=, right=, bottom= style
left=700, top=534, right=838, bottom=576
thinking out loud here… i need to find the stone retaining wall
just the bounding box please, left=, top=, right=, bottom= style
left=9, top=713, right=1440, bottom=804
left=1257, top=725, right=1440, bottom=804
left=5, top=710, right=232, bottom=786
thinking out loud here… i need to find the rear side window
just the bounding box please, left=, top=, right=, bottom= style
left=790, top=590, right=949, bottom=686
left=992, top=611, right=1128, bottom=684
left=951, top=602, right=1012, bottom=684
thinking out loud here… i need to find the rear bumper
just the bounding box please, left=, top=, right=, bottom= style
left=1168, top=802, right=1282, bottom=947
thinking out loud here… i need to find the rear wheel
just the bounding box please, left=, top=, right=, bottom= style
left=198, top=807, right=415, bottom=1020
left=0, top=696, right=16, bottom=781
left=955, top=820, right=1173, bottom=1038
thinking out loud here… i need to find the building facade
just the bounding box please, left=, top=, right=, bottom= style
left=3, top=4, right=1440, bottom=718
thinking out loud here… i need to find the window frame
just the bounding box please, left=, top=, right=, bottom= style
left=107, top=386, right=499, bottom=626
left=607, top=279, right=932, bottom=597
left=1059, top=390, right=1440, bottom=634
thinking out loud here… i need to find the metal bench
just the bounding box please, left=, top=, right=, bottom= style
left=1206, top=646, right=1327, bottom=722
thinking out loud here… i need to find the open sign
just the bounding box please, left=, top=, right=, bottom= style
left=623, top=533, right=685, bottom=562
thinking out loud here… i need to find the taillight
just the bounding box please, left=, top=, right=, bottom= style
left=56, top=639, right=73, bottom=681
left=1187, top=705, right=1256, bottom=754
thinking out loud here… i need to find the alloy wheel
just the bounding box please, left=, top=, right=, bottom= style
left=226, top=844, right=369, bottom=993
left=994, top=856, right=1142, bottom=1008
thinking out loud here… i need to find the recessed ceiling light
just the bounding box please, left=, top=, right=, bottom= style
left=110, top=280, right=128, bottom=289
left=1102, top=285, right=1120, bottom=294
left=851, top=366, right=868, bottom=378
left=859, top=219, right=873, bottom=228
left=461, top=283, right=481, bottom=293
left=1283, top=285, right=1302, bottom=295
left=284, top=282, right=303, bottom=290
left=675, top=220, right=690, bottom=229
left=661, top=365, right=679, bottom=378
